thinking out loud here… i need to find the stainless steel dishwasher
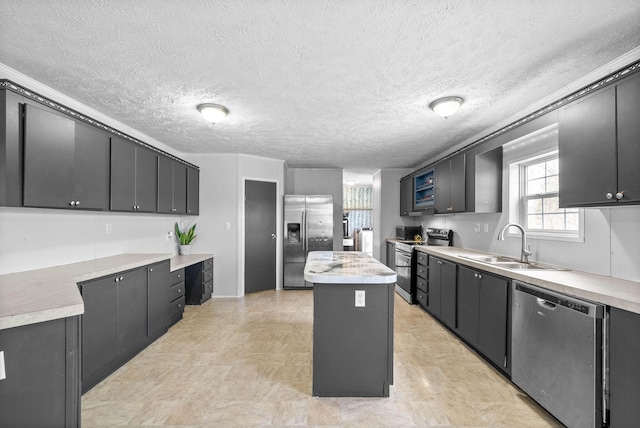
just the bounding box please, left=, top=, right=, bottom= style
left=512, top=281, right=605, bottom=428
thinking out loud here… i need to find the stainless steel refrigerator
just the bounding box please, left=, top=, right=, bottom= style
left=284, top=195, right=334, bottom=289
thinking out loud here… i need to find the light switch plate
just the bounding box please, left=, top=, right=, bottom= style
left=355, top=290, right=365, bottom=307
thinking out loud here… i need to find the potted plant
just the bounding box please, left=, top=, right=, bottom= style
left=175, top=222, right=197, bottom=255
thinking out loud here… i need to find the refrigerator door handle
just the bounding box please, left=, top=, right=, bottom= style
left=302, top=210, right=306, bottom=253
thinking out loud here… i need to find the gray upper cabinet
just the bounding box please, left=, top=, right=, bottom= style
left=158, top=155, right=187, bottom=214
left=559, top=71, right=640, bottom=207
left=615, top=73, right=640, bottom=204
left=434, top=153, right=466, bottom=213
left=187, top=166, right=200, bottom=215
left=399, top=175, right=413, bottom=216
left=23, top=104, right=109, bottom=210
left=110, top=137, right=158, bottom=212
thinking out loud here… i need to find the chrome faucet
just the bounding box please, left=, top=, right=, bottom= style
left=497, top=223, right=532, bottom=263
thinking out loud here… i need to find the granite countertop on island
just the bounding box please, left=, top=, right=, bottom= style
left=304, top=251, right=397, bottom=284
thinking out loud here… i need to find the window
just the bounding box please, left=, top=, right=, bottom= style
left=508, top=150, right=583, bottom=241
left=521, top=155, right=579, bottom=232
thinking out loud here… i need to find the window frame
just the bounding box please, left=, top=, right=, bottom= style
left=508, top=149, right=584, bottom=243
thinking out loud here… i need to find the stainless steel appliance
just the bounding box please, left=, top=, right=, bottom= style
left=284, top=195, right=333, bottom=289
left=512, top=281, right=605, bottom=428
left=394, top=228, right=453, bottom=304
left=394, top=241, right=414, bottom=303
left=358, top=228, right=373, bottom=256
left=396, top=226, right=422, bottom=240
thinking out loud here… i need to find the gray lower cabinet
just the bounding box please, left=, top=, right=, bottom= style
left=185, top=258, right=214, bottom=305
left=169, top=268, right=186, bottom=326
left=23, top=104, right=109, bottom=210
left=457, top=265, right=510, bottom=374
left=0, top=316, right=80, bottom=427
left=609, top=307, right=640, bottom=427
left=415, top=252, right=428, bottom=309
left=79, top=260, right=170, bottom=393
left=148, top=261, right=171, bottom=339
left=426, top=255, right=456, bottom=326
left=110, top=137, right=158, bottom=212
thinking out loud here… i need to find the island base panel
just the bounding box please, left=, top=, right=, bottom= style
left=312, top=282, right=393, bottom=397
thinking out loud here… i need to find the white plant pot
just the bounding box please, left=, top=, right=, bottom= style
left=179, top=245, right=191, bottom=255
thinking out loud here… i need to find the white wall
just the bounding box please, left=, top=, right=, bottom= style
left=373, top=168, right=415, bottom=264
left=421, top=198, right=640, bottom=283
left=285, top=168, right=343, bottom=251
left=0, top=64, right=188, bottom=276
left=182, top=153, right=285, bottom=297
left=0, top=207, right=179, bottom=275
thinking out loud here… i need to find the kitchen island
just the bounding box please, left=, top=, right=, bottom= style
left=304, top=251, right=397, bottom=397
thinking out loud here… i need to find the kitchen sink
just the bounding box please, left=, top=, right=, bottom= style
left=459, top=255, right=568, bottom=271
left=460, top=255, right=517, bottom=263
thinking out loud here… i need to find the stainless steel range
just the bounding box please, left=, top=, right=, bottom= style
left=394, top=228, right=453, bottom=304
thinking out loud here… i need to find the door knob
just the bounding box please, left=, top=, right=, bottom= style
left=271, top=233, right=277, bottom=239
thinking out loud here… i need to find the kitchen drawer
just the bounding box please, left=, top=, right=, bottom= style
left=170, top=296, right=185, bottom=318
left=416, top=276, right=427, bottom=293
left=203, top=258, right=213, bottom=271
left=416, top=289, right=427, bottom=309
left=170, top=281, right=185, bottom=300
left=416, top=264, right=428, bottom=280
left=417, top=252, right=428, bottom=267
left=203, top=280, right=213, bottom=300
left=204, top=269, right=213, bottom=283
left=170, top=269, right=185, bottom=286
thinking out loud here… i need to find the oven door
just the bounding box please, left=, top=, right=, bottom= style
left=395, top=249, right=413, bottom=302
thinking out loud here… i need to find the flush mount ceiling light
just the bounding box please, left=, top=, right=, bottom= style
left=197, top=103, right=229, bottom=124
left=429, top=96, right=463, bottom=118
left=344, top=179, right=356, bottom=186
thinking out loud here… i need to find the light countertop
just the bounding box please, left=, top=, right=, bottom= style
left=414, top=245, right=640, bottom=314
left=0, top=253, right=214, bottom=331
left=304, top=251, right=397, bottom=284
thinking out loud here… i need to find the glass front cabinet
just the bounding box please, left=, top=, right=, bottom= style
left=413, top=168, right=435, bottom=211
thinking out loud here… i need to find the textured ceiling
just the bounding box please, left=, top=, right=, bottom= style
left=1, top=1, right=640, bottom=170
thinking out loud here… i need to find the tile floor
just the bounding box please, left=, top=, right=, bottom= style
left=82, top=289, right=562, bottom=427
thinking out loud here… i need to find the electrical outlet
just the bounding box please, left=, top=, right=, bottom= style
left=355, top=290, right=365, bottom=307
left=474, top=223, right=481, bottom=233
left=106, top=224, right=112, bottom=235
left=484, top=223, right=489, bottom=233
left=166, top=231, right=173, bottom=241
left=225, top=222, right=231, bottom=230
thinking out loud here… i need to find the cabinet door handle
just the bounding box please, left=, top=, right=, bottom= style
left=616, top=191, right=624, bottom=200
left=178, top=289, right=181, bottom=293
left=177, top=274, right=181, bottom=278
left=75, top=201, right=80, bottom=206
left=149, top=268, right=153, bottom=272
left=69, top=201, right=76, bottom=206
left=478, top=274, right=482, bottom=280
left=605, top=192, right=614, bottom=200
left=474, top=273, right=478, bottom=278
left=447, top=206, right=453, bottom=211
